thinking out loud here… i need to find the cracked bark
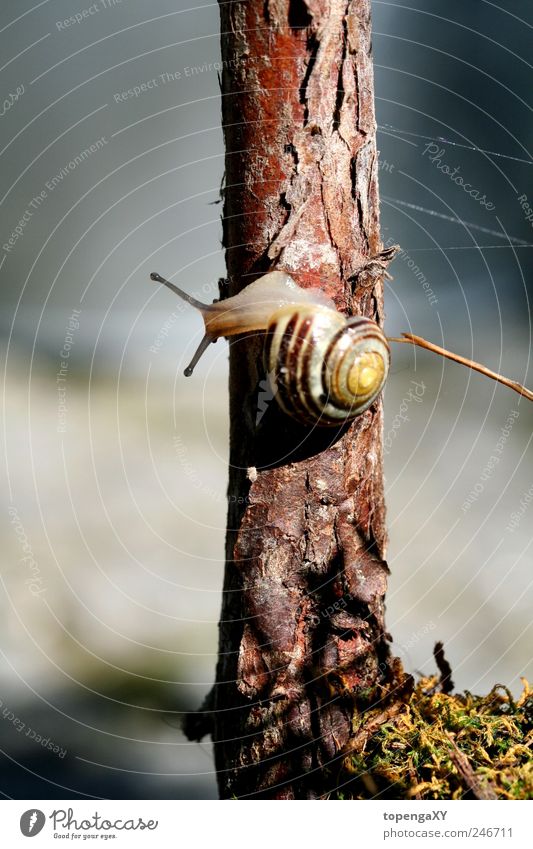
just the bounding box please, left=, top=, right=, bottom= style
left=186, top=0, right=402, bottom=799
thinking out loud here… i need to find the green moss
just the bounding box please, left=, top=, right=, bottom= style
left=335, top=675, right=532, bottom=800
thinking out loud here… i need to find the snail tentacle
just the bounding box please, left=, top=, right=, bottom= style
left=151, top=271, right=217, bottom=376
left=150, top=272, right=208, bottom=312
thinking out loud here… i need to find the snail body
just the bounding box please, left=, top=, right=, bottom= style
left=150, top=270, right=389, bottom=426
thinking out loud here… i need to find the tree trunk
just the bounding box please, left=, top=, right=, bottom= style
left=190, top=0, right=401, bottom=799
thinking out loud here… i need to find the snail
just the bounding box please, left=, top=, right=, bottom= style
left=150, top=270, right=389, bottom=426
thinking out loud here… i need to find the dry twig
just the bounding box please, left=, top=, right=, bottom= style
left=389, top=333, right=533, bottom=402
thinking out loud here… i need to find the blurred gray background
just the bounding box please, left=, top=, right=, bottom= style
left=0, top=0, right=531, bottom=799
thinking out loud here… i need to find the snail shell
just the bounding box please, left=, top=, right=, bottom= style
left=150, top=270, right=389, bottom=427
left=265, top=305, right=389, bottom=425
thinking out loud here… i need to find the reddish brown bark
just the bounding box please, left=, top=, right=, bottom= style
left=185, top=0, right=400, bottom=798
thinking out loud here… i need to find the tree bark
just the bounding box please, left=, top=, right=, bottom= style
left=188, top=0, right=401, bottom=799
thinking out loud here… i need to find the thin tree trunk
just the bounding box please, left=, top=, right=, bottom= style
left=188, top=0, right=401, bottom=799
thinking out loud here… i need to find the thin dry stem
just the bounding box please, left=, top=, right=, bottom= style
left=389, top=333, right=533, bottom=402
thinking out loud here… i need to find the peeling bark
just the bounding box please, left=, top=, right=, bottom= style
left=187, top=0, right=401, bottom=799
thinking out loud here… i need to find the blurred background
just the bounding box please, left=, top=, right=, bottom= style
left=0, top=0, right=531, bottom=799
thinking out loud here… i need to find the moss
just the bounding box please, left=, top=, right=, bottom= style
left=334, top=675, right=532, bottom=799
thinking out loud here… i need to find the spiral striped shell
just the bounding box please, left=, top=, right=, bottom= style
left=264, top=304, right=390, bottom=426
